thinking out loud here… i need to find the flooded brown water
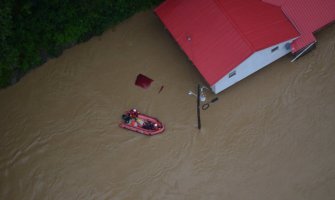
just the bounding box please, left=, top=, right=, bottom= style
left=1, top=11, right=335, bottom=200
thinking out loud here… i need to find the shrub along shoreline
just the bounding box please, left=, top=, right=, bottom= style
left=0, top=0, right=164, bottom=88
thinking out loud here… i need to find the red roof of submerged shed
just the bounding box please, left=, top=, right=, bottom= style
left=264, top=0, right=335, bottom=52
left=155, top=0, right=299, bottom=85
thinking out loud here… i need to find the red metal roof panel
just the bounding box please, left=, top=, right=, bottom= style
left=263, top=0, right=335, bottom=52
left=216, top=0, right=299, bottom=50
left=155, top=0, right=253, bottom=85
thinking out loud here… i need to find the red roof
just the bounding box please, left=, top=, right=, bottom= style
left=264, top=0, right=335, bottom=52
left=155, top=0, right=299, bottom=85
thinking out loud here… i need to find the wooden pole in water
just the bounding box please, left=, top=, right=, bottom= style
left=197, top=84, right=201, bottom=130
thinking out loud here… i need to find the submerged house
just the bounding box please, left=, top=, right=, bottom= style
left=155, top=0, right=335, bottom=94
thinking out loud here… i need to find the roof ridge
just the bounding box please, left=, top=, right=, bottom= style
left=213, top=0, right=256, bottom=51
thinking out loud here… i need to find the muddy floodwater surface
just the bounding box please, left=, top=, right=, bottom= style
left=1, top=12, right=335, bottom=200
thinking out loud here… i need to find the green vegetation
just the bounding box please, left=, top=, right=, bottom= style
left=0, top=0, right=163, bottom=88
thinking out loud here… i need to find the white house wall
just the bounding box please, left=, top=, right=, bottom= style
left=211, top=38, right=296, bottom=94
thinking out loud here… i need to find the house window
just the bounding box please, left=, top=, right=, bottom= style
left=285, top=43, right=291, bottom=50
left=271, top=46, right=279, bottom=53
left=229, top=70, right=236, bottom=78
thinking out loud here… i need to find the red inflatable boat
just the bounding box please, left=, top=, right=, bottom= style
left=119, top=109, right=165, bottom=136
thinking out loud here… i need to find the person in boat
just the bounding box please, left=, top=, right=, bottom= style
left=142, top=121, right=159, bottom=130
left=128, top=108, right=139, bottom=118
left=122, top=109, right=144, bottom=127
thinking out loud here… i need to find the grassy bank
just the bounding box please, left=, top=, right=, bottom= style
left=0, top=0, right=163, bottom=88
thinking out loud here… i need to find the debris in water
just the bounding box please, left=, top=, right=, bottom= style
left=135, top=74, right=153, bottom=89
left=202, top=97, right=219, bottom=110
left=158, top=85, right=164, bottom=93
